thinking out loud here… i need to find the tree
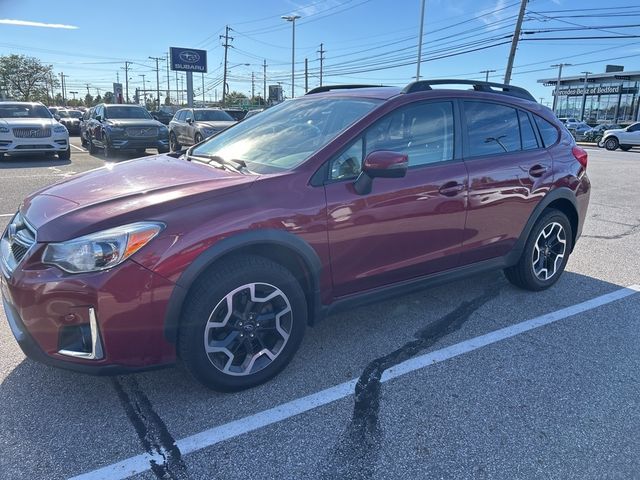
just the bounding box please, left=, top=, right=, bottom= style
left=84, top=93, right=94, bottom=107
left=94, top=94, right=102, bottom=104
left=225, top=91, right=248, bottom=106
left=0, top=54, right=57, bottom=102
left=103, top=91, right=114, bottom=104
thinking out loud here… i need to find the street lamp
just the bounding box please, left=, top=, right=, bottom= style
left=69, top=91, right=78, bottom=101
left=551, top=63, right=571, bottom=114
left=282, top=14, right=301, bottom=99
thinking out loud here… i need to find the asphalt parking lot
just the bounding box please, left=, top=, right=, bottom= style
left=1, top=138, right=639, bottom=480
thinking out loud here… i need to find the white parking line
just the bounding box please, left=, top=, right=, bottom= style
left=70, top=144, right=87, bottom=152
left=0, top=214, right=13, bottom=217
left=68, top=284, right=640, bottom=480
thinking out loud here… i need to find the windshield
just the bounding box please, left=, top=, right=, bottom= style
left=0, top=104, right=52, bottom=119
left=105, top=106, right=153, bottom=120
left=194, top=110, right=234, bottom=122
left=192, top=97, right=381, bottom=173
left=68, top=110, right=82, bottom=118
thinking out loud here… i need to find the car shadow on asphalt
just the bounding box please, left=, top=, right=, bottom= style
left=0, top=156, right=71, bottom=169
left=0, top=271, right=631, bottom=479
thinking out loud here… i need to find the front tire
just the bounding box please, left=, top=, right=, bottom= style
left=504, top=209, right=572, bottom=291
left=194, top=133, right=203, bottom=144
left=169, top=132, right=181, bottom=151
left=88, top=136, right=97, bottom=154
left=178, top=255, right=307, bottom=391
left=604, top=137, right=619, bottom=151
left=58, top=147, right=71, bottom=160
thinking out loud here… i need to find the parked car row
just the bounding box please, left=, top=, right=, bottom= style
left=598, top=122, right=640, bottom=151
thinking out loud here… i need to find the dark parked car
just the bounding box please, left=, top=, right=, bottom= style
left=86, top=104, right=169, bottom=157
left=151, top=105, right=179, bottom=125
left=57, top=109, right=82, bottom=135
left=80, top=107, right=94, bottom=147
left=1, top=80, right=590, bottom=391
left=169, top=108, right=236, bottom=150
left=223, top=108, right=247, bottom=121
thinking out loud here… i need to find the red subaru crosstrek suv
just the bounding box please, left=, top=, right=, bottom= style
left=1, top=80, right=590, bottom=390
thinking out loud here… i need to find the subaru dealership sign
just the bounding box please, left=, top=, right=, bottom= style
left=170, top=47, right=207, bottom=73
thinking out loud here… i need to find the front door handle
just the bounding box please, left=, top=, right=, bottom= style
left=529, top=165, right=548, bottom=177
left=438, top=181, right=465, bottom=197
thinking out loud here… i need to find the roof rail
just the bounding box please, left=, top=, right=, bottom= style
left=401, top=79, right=536, bottom=102
left=305, top=84, right=388, bottom=95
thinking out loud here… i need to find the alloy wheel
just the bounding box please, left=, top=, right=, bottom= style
left=532, top=222, right=567, bottom=281
left=203, top=282, right=293, bottom=376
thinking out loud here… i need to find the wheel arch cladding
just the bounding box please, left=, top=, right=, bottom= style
left=509, top=187, right=580, bottom=263
left=163, top=230, right=323, bottom=344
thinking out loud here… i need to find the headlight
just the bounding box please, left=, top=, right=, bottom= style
left=53, top=125, right=67, bottom=133
left=42, top=222, right=163, bottom=273
left=0, top=126, right=9, bottom=134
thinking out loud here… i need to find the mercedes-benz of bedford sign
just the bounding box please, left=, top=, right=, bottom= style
left=170, top=47, right=208, bottom=73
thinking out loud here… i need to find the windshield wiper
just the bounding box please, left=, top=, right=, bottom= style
left=184, top=150, right=250, bottom=174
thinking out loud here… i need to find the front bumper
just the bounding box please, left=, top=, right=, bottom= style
left=109, top=136, right=169, bottom=151
left=0, top=136, right=69, bottom=155
left=1, top=254, right=177, bottom=373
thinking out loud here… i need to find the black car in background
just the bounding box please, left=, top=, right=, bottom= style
left=86, top=104, right=169, bottom=157
left=150, top=105, right=179, bottom=125
left=57, top=109, right=82, bottom=134
left=223, top=108, right=248, bottom=121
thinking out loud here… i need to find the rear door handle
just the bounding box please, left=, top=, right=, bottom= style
left=438, top=181, right=465, bottom=197
left=529, top=165, right=548, bottom=177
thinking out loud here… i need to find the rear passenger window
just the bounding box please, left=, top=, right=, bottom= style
left=519, top=111, right=539, bottom=150
left=534, top=115, right=559, bottom=147
left=464, top=101, right=520, bottom=156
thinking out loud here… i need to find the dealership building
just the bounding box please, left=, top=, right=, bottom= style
left=538, top=66, right=640, bottom=124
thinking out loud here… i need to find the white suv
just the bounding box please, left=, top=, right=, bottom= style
left=600, top=122, right=640, bottom=151
left=0, top=102, right=70, bottom=160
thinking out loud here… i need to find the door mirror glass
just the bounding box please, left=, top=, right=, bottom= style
left=95, top=115, right=102, bottom=122
left=186, top=117, right=193, bottom=124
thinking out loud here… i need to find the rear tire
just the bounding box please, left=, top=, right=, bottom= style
left=604, top=137, right=619, bottom=151
left=504, top=209, right=572, bottom=291
left=178, top=255, right=307, bottom=391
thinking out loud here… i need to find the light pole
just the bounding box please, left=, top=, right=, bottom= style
left=69, top=91, right=77, bottom=101
left=416, top=0, right=426, bottom=81
left=139, top=74, right=147, bottom=106
left=480, top=70, right=496, bottom=82
left=282, top=15, right=301, bottom=98
left=551, top=63, right=571, bottom=114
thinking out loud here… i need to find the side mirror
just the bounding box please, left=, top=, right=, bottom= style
left=186, top=117, right=193, bottom=124
left=95, top=115, right=102, bottom=122
left=354, top=150, right=408, bottom=195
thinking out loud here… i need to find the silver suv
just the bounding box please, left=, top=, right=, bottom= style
left=169, top=108, right=236, bottom=151
left=0, top=102, right=70, bottom=160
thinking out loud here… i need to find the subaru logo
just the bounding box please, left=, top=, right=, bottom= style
left=179, top=51, right=200, bottom=63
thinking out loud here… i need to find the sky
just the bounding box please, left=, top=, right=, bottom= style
left=0, top=0, right=639, bottom=106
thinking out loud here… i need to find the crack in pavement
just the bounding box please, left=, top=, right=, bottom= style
left=112, top=376, right=189, bottom=480
left=581, top=222, right=640, bottom=240
left=320, top=275, right=504, bottom=480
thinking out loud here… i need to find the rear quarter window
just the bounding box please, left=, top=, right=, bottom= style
left=534, top=115, right=559, bottom=147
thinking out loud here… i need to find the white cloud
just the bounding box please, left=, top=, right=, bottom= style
left=0, top=19, right=78, bottom=29
left=479, top=0, right=510, bottom=30
left=286, top=0, right=343, bottom=17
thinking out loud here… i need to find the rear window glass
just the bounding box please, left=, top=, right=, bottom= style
left=519, top=111, right=539, bottom=150
left=534, top=115, right=559, bottom=147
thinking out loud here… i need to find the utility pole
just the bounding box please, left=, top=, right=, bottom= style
left=139, top=74, right=147, bottom=106
left=220, top=25, right=234, bottom=106
left=580, top=71, right=592, bottom=121
left=480, top=69, right=496, bottom=82
left=149, top=56, right=163, bottom=108
left=503, top=0, right=528, bottom=85
left=304, top=59, right=308, bottom=93
left=165, top=54, right=171, bottom=104
left=282, top=15, right=301, bottom=98
left=175, top=71, right=179, bottom=104
left=251, top=71, right=255, bottom=101
left=551, top=63, right=571, bottom=113
left=318, top=43, right=325, bottom=86
left=416, top=0, right=426, bottom=80
left=263, top=59, right=267, bottom=103
left=60, top=72, right=67, bottom=105
left=123, top=61, right=132, bottom=103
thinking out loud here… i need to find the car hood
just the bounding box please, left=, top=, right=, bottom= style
left=106, top=119, right=165, bottom=128
left=21, top=154, right=257, bottom=241
left=0, top=118, right=57, bottom=128
left=196, top=121, right=236, bottom=130
left=604, top=128, right=626, bottom=135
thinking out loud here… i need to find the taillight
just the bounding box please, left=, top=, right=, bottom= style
left=572, top=146, right=588, bottom=169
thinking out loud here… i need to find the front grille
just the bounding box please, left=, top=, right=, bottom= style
left=126, top=127, right=158, bottom=137
left=1, top=213, right=37, bottom=276
left=13, top=127, right=51, bottom=138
